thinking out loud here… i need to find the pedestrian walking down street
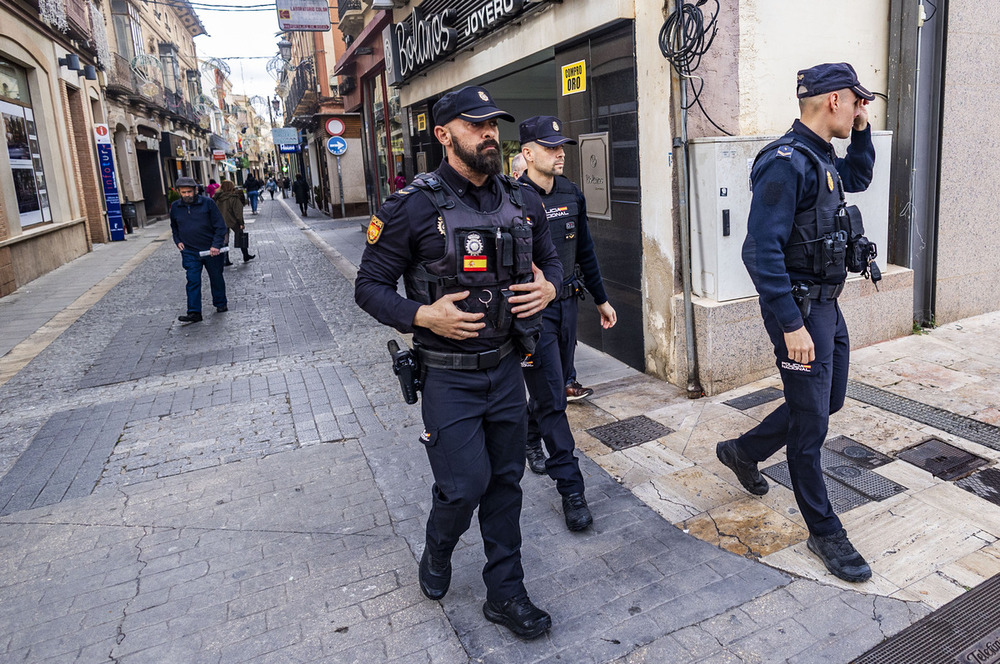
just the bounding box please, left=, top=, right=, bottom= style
left=720, top=62, right=878, bottom=583
left=517, top=116, right=617, bottom=529
left=281, top=176, right=290, bottom=198
left=244, top=173, right=262, bottom=214
left=292, top=174, right=310, bottom=216
left=355, top=86, right=562, bottom=641
left=206, top=178, right=220, bottom=198
left=169, top=176, right=229, bottom=323
left=215, top=180, right=255, bottom=263
left=266, top=176, right=277, bottom=200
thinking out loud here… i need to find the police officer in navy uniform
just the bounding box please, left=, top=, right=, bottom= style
left=355, top=86, right=562, bottom=639
left=717, top=63, right=876, bottom=583
left=516, top=116, right=618, bottom=530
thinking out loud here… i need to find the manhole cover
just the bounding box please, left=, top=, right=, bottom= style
left=955, top=468, right=1000, bottom=508
left=723, top=387, right=784, bottom=411
left=762, top=461, right=871, bottom=512
left=896, top=437, right=988, bottom=481
left=824, top=435, right=893, bottom=469
left=586, top=415, right=673, bottom=451
left=829, top=465, right=862, bottom=480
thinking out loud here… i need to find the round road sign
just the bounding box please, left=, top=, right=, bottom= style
left=327, top=136, right=348, bottom=156
left=325, top=117, right=346, bottom=136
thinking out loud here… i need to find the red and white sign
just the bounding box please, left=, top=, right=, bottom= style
left=325, top=117, right=346, bottom=137
left=212, top=150, right=226, bottom=161
left=94, top=123, right=111, bottom=145
left=276, top=0, right=331, bottom=31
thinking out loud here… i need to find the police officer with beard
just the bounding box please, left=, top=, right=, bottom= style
left=517, top=116, right=617, bottom=530
left=355, top=86, right=562, bottom=640
left=718, top=63, right=876, bottom=583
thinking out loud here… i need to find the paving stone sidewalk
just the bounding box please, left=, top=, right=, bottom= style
left=0, top=199, right=928, bottom=662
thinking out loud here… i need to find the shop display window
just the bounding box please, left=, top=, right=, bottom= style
left=1, top=58, right=51, bottom=227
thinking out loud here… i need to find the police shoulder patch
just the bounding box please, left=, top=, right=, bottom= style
left=775, top=146, right=794, bottom=160
left=366, top=215, right=384, bottom=245
left=826, top=170, right=835, bottom=192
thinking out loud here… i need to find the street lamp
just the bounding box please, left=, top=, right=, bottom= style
left=278, top=39, right=292, bottom=62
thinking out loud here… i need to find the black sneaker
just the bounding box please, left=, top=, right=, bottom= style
left=483, top=594, right=551, bottom=640
left=525, top=441, right=546, bottom=474
left=216, top=306, right=228, bottom=313
left=418, top=548, right=451, bottom=600
left=178, top=312, right=203, bottom=323
left=716, top=439, right=769, bottom=495
left=807, top=529, right=872, bottom=582
left=561, top=492, right=593, bottom=531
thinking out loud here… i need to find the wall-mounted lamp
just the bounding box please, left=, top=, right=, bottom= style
left=58, top=54, right=81, bottom=71
left=278, top=39, right=292, bottom=62
left=370, top=0, right=395, bottom=9
left=83, top=65, right=98, bottom=81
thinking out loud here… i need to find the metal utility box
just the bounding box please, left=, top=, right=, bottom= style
left=687, top=131, right=892, bottom=302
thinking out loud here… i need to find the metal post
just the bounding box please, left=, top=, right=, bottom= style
left=337, top=155, right=346, bottom=218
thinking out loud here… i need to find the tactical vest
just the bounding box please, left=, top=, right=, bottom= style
left=754, top=135, right=851, bottom=284
left=404, top=173, right=535, bottom=344
left=541, top=176, right=580, bottom=283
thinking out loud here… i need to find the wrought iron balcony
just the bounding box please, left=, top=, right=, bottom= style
left=66, top=0, right=93, bottom=41
left=338, top=0, right=364, bottom=38
left=106, top=53, right=136, bottom=95
left=283, top=60, right=318, bottom=127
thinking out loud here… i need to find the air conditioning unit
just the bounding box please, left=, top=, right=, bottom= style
left=687, top=131, right=892, bottom=302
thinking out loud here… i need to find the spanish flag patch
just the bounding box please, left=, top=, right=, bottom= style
left=463, top=255, right=487, bottom=271
left=366, top=215, right=384, bottom=245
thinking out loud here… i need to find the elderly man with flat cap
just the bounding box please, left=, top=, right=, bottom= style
left=170, top=176, right=228, bottom=323
left=718, top=63, right=878, bottom=583
left=355, top=85, right=562, bottom=639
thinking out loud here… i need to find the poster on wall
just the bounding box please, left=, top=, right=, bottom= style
left=276, top=0, right=331, bottom=31
left=93, top=124, right=126, bottom=241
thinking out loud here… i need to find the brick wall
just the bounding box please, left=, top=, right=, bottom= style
left=62, top=82, right=106, bottom=244
left=0, top=247, right=14, bottom=297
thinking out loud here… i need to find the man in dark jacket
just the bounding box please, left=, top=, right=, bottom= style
left=170, top=176, right=229, bottom=323
left=292, top=174, right=310, bottom=216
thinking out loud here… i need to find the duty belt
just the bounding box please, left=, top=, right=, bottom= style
left=802, top=282, right=845, bottom=301
left=559, top=280, right=582, bottom=301
left=417, top=339, right=516, bottom=371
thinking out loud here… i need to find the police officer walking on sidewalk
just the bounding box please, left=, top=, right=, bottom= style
left=517, top=116, right=617, bottom=530
left=355, top=86, right=563, bottom=639
left=717, top=63, right=878, bottom=583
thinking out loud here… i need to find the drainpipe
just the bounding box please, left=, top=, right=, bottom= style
left=671, top=0, right=703, bottom=399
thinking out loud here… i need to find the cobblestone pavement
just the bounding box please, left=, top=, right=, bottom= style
left=0, top=198, right=928, bottom=662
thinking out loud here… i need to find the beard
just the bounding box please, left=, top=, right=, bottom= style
left=180, top=192, right=196, bottom=204
left=452, top=137, right=502, bottom=176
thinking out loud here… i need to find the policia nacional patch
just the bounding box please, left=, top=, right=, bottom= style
left=366, top=215, right=384, bottom=244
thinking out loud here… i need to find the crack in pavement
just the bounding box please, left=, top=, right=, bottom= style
left=707, top=512, right=757, bottom=559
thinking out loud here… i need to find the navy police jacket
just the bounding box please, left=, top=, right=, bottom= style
left=355, top=159, right=562, bottom=354
left=742, top=120, right=874, bottom=332
left=518, top=173, right=609, bottom=305
left=169, top=195, right=228, bottom=252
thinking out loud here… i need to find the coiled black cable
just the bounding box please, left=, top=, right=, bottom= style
left=659, top=0, right=732, bottom=136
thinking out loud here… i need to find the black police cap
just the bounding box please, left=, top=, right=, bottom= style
left=796, top=62, right=875, bottom=101
left=432, top=86, right=514, bottom=126
left=519, top=115, right=577, bottom=147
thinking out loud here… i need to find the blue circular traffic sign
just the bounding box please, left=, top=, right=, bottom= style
left=327, top=136, right=347, bottom=156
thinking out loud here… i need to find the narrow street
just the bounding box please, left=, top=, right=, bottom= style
left=0, top=198, right=947, bottom=663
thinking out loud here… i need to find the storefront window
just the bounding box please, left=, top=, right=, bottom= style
left=362, top=72, right=405, bottom=208
left=1, top=58, right=51, bottom=227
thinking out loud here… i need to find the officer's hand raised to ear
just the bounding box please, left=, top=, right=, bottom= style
left=413, top=291, right=486, bottom=340
left=508, top=263, right=557, bottom=318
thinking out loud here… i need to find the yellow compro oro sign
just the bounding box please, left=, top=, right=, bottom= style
left=561, top=60, right=586, bottom=96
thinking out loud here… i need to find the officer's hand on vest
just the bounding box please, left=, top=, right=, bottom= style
left=784, top=326, right=816, bottom=365
left=413, top=291, right=486, bottom=340
left=508, top=264, right=556, bottom=318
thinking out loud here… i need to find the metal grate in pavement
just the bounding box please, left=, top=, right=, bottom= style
left=823, top=435, right=893, bottom=470
left=955, top=468, right=1000, bottom=508
left=896, top=437, right=988, bottom=481
left=853, top=573, right=1000, bottom=664
left=586, top=415, right=674, bottom=451
left=762, top=461, right=871, bottom=512
left=761, top=443, right=907, bottom=513
left=847, top=380, right=1000, bottom=451
left=723, top=387, right=784, bottom=411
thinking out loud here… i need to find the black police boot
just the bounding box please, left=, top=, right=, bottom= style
left=716, top=439, right=769, bottom=496
left=525, top=440, right=546, bottom=474
left=418, top=548, right=451, bottom=600
left=483, top=593, right=551, bottom=640
left=807, top=528, right=872, bottom=583
left=178, top=312, right=203, bottom=323
left=561, top=492, right=593, bottom=531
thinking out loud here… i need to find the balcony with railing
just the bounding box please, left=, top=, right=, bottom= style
left=338, top=0, right=364, bottom=38
left=65, top=0, right=93, bottom=41
left=106, top=53, right=136, bottom=95
left=283, top=60, right=318, bottom=127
